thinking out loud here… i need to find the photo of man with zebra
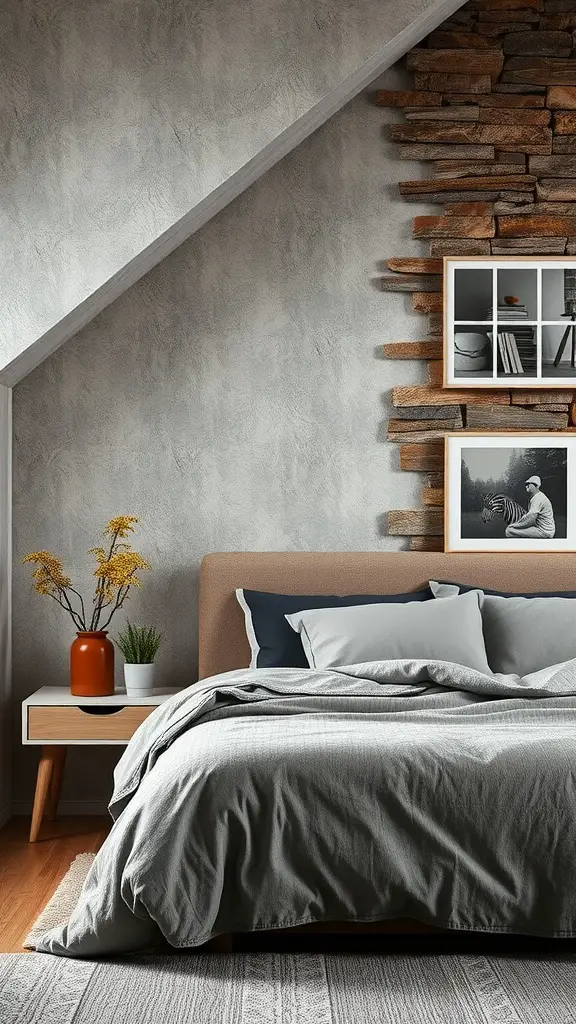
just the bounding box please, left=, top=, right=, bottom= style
left=459, top=446, right=567, bottom=542
left=504, top=477, right=555, bottom=540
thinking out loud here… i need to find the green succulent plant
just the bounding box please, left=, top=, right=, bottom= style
left=115, top=620, right=163, bottom=664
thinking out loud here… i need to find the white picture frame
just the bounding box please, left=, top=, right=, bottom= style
left=445, top=432, right=576, bottom=554
left=443, top=256, right=576, bottom=389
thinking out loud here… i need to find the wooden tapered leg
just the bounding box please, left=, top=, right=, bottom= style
left=29, top=746, right=59, bottom=843
left=46, top=746, right=67, bottom=822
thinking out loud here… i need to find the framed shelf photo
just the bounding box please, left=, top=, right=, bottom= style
left=443, top=257, right=576, bottom=389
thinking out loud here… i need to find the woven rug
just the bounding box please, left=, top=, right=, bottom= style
left=3, top=948, right=576, bottom=1024
left=10, top=856, right=576, bottom=1023
left=24, top=853, right=96, bottom=950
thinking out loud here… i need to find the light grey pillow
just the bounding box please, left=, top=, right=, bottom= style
left=430, top=581, right=576, bottom=676
left=285, top=590, right=490, bottom=673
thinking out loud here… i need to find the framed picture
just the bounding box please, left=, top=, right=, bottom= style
left=443, top=256, right=576, bottom=388
left=444, top=432, right=576, bottom=553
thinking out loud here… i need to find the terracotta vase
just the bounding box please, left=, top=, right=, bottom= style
left=70, top=631, right=115, bottom=697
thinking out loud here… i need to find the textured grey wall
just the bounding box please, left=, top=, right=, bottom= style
left=12, top=68, right=431, bottom=807
left=0, top=0, right=459, bottom=383
left=0, top=387, right=11, bottom=824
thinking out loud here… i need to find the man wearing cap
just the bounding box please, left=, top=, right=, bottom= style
left=505, top=475, right=556, bottom=539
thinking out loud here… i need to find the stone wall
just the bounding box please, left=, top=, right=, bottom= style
left=377, top=0, right=576, bottom=550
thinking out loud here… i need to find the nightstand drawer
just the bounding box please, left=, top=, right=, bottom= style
left=27, top=704, right=155, bottom=741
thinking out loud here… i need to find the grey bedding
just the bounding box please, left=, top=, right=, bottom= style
left=34, top=658, right=576, bottom=957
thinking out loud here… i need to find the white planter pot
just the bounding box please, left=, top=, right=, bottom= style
left=124, top=663, right=155, bottom=697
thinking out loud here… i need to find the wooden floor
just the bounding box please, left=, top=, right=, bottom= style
left=0, top=815, right=110, bottom=953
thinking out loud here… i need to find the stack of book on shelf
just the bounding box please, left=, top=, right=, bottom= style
left=487, top=302, right=536, bottom=375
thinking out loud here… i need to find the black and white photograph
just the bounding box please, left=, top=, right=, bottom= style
left=445, top=433, right=576, bottom=553
left=461, top=446, right=567, bottom=541
left=444, top=257, right=576, bottom=389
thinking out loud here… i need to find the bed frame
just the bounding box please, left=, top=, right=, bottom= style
left=198, top=551, right=576, bottom=948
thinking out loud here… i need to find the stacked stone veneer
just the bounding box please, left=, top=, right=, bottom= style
left=377, top=0, right=576, bottom=550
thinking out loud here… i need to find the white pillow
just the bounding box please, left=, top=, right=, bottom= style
left=285, top=590, right=490, bottom=673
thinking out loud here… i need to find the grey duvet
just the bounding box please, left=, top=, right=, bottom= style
left=35, top=658, right=576, bottom=957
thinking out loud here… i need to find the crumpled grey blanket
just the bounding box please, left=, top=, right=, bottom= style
left=34, top=658, right=576, bottom=957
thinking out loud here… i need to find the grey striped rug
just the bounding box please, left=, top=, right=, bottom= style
left=2, top=950, right=576, bottom=1023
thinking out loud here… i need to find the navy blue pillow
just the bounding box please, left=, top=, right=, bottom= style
left=437, top=580, right=576, bottom=599
left=236, top=586, right=433, bottom=668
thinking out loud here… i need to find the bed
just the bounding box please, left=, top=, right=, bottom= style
left=198, top=550, right=576, bottom=677
left=32, top=551, right=576, bottom=957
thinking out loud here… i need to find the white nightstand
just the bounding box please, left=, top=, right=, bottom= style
left=22, top=686, right=181, bottom=842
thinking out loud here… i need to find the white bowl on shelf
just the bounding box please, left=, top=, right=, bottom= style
left=454, top=332, right=489, bottom=373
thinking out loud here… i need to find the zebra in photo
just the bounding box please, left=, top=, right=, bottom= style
left=481, top=493, right=526, bottom=525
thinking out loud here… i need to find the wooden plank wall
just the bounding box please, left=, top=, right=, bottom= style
left=377, top=0, right=576, bottom=551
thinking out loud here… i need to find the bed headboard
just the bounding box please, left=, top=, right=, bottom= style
left=198, top=551, right=576, bottom=679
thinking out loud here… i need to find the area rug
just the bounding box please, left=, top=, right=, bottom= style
left=3, top=948, right=576, bottom=1024
left=23, top=852, right=95, bottom=950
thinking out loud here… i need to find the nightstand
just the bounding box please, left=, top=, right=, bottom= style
left=22, top=686, right=181, bottom=842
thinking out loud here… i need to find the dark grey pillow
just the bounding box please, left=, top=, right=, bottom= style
left=431, top=580, right=576, bottom=600
left=286, top=590, right=490, bottom=673
left=430, top=581, right=576, bottom=676
left=236, top=586, right=433, bottom=668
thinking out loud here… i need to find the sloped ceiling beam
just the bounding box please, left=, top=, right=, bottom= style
left=0, top=0, right=464, bottom=386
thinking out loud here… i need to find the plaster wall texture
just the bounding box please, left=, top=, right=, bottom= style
left=0, top=0, right=459, bottom=384
left=12, top=67, right=432, bottom=806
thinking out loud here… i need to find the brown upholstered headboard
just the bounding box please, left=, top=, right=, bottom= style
left=198, top=552, right=576, bottom=679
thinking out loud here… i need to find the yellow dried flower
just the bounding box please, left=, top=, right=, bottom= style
left=22, top=551, right=71, bottom=593
left=89, top=547, right=107, bottom=564
left=23, top=550, right=61, bottom=570
left=104, top=516, right=139, bottom=539
left=30, top=567, right=57, bottom=596
left=24, top=516, right=150, bottom=632
left=94, top=550, right=150, bottom=588
left=96, top=582, right=117, bottom=604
